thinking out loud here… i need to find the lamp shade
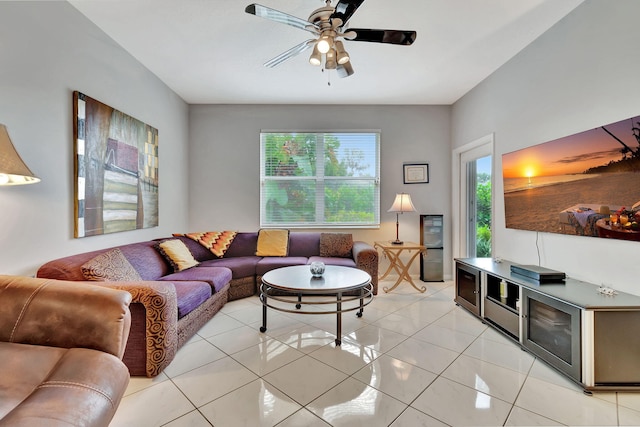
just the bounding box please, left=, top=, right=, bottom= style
left=309, top=43, right=322, bottom=66
left=325, top=48, right=337, bottom=70
left=335, top=40, right=350, bottom=65
left=317, top=36, right=331, bottom=54
left=0, top=124, right=40, bottom=185
left=387, top=193, right=416, bottom=213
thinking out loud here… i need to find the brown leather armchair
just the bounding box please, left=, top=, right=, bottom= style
left=0, top=275, right=132, bottom=427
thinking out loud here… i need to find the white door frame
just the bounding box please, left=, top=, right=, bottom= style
left=451, top=133, right=494, bottom=262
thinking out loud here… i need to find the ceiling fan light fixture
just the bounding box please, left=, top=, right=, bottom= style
left=335, top=40, right=350, bottom=65
left=245, top=1, right=417, bottom=79
left=309, top=43, right=322, bottom=65
left=325, top=48, right=337, bottom=69
left=317, top=36, right=331, bottom=54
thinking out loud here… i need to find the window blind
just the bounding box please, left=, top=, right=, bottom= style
left=260, top=131, right=380, bottom=228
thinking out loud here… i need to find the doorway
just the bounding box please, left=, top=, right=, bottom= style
left=452, top=134, right=494, bottom=259
left=467, top=155, right=492, bottom=257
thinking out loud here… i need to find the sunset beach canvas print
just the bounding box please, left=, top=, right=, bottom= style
left=503, top=114, right=640, bottom=241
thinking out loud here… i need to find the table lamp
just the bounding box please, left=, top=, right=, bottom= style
left=387, top=193, right=416, bottom=244
left=0, top=124, right=40, bottom=185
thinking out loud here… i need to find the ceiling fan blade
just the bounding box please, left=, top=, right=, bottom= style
left=347, top=28, right=417, bottom=45
left=246, top=4, right=319, bottom=34
left=336, top=61, right=355, bottom=78
left=264, top=39, right=316, bottom=68
left=331, top=0, right=365, bottom=26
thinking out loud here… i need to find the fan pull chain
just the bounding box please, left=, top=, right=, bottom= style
left=322, top=68, right=331, bottom=86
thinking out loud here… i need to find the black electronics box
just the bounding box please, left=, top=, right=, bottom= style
left=510, top=264, right=566, bottom=283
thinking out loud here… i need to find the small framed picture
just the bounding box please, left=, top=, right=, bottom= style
left=403, top=163, right=429, bottom=184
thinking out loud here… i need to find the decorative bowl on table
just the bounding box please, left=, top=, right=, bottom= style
left=310, top=261, right=325, bottom=278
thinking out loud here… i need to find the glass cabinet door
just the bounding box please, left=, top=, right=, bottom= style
left=522, top=288, right=581, bottom=382
left=455, top=263, right=480, bottom=316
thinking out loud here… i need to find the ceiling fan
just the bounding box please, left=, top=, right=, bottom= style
left=245, top=0, right=417, bottom=78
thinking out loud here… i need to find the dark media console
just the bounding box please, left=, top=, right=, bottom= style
left=455, top=257, right=640, bottom=392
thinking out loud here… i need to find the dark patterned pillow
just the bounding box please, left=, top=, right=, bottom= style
left=81, top=248, right=142, bottom=281
left=319, top=233, right=353, bottom=258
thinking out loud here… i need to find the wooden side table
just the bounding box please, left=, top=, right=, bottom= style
left=374, top=241, right=427, bottom=293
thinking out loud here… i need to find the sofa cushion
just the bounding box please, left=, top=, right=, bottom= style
left=256, top=229, right=289, bottom=256
left=156, top=239, right=199, bottom=272
left=117, top=241, right=172, bottom=280
left=255, top=257, right=308, bottom=276
left=319, top=233, right=353, bottom=258
left=161, top=280, right=211, bottom=319
left=200, top=257, right=261, bottom=279
left=160, top=267, right=232, bottom=293
left=288, top=232, right=321, bottom=257
left=81, top=248, right=142, bottom=282
left=224, top=232, right=258, bottom=257
left=0, top=343, right=129, bottom=427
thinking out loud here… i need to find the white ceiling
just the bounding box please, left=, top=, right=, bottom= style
left=68, top=0, right=584, bottom=105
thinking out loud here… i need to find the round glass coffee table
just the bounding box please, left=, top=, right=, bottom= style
left=259, top=265, right=373, bottom=345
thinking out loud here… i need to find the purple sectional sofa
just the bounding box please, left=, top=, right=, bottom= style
left=37, top=232, right=378, bottom=377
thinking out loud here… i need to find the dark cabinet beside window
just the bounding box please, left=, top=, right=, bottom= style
left=420, top=214, right=443, bottom=282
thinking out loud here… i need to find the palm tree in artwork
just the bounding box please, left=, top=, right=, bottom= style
left=601, top=124, right=640, bottom=160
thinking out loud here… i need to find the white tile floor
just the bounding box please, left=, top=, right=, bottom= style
left=110, top=278, right=640, bottom=426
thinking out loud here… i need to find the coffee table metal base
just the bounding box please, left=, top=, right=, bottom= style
left=259, top=283, right=374, bottom=346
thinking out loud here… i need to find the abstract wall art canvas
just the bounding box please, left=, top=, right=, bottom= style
left=74, top=91, right=158, bottom=237
left=502, top=114, right=640, bottom=242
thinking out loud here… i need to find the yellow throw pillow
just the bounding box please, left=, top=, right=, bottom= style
left=256, top=229, right=289, bottom=257
left=156, top=239, right=199, bottom=272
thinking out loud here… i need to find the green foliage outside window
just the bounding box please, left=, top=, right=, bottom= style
left=476, top=172, right=492, bottom=257
left=261, top=132, right=379, bottom=227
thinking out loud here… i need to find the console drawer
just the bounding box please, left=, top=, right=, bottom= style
left=484, top=297, right=519, bottom=338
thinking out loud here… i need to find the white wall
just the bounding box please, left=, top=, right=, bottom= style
left=189, top=105, right=452, bottom=277
left=0, top=1, right=189, bottom=275
left=0, top=3, right=451, bottom=280
left=452, top=0, right=640, bottom=294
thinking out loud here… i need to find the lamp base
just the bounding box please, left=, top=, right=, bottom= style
left=391, top=240, right=404, bottom=245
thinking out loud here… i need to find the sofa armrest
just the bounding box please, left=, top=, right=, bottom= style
left=88, top=280, right=178, bottom=377
left=352, top=241, right=379, bottom=295
left=0, top=275, right=131, bottom=359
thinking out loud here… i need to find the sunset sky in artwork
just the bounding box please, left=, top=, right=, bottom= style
left=502, top=116, right=640, bottom=178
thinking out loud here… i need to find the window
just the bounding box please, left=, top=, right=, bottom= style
left=260, top=131, right=380, bottom=228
